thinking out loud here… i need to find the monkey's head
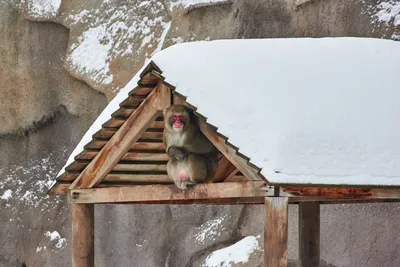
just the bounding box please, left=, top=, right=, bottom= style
left=164, top=105, right=192, bottom=132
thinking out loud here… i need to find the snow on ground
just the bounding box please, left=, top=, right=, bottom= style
left=201, top=236, right=261, bottom=267
left=195, top=215, right=227, bottom=244
left=57, top=37, right=400, bottom=186
left=64, top=1, right=170, bottom=91
left=26, top=0, right=61, bottom=18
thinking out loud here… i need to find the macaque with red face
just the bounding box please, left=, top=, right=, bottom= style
left=163, top=105, right=218, bottom=189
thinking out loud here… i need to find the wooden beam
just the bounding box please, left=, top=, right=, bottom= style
left=70, top=83, right=171, bottom=189
left=72, top=204, right=94, bottom=267
left=213, top=156, right=238, bottom=182
left=281, top=186, right=400, bottom=200
left=299, top=202, right=320, bottom=267
left=70, top=181, right=268, bottom=204
left=198, top=119, right=262, bottom=182
left=265, top=197, right=288, bottom=267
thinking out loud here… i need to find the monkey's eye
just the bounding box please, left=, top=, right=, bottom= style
left=177, top=115, right=185, bottom=121
left=171, top=115, right=177, bottom=121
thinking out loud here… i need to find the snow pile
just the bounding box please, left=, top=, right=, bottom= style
left=195, top=216, right=227, bottom=244
left=64, top=1, right=170, bottom=90
left=27, top=0, right=61, bottom=18
left=57, top=37, right=400, bottom=186
left=201, top=236, right=261, bottom=267
left=170, top=0, right=230, bottom=10
left=45, top=231, right=67, bottom=249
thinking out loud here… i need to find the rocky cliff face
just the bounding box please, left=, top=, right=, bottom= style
left=0, top=0, right=399, bottom=266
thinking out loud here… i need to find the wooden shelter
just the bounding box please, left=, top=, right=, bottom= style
left=49, top=39, right=400, bottom=267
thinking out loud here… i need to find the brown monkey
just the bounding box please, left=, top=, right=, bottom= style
left=167, top=147, right=217, bottom=190
left=163, top=105, right=216, bottom=155
left=163, top=105, right=218, bottom=189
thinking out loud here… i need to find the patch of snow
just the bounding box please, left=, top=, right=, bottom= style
left=36, top=246, right=47, bottom=253
left=67, top=25, right=113, bottom=86
left=63, top=1, right=170, bottom=92
left=363, top=0, right=400, bottom=26
left=58, top=37, right=400, bottom=186
left=195, top=215, right=227, bottom=244
left=202, top=236, right=261, bottom=267
left=27, top=0, right=61, bottom=18
left=172, top=37, right=185, bottom=44
left=392, top=33, right=400, bottom=40
left=45, top=231, right=67, bottom=249
left=1, top=189, right=13, bottom=200
left=170, top=0, right=230, bottom=10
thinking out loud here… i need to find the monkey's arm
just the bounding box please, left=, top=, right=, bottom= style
left=167, top=146, right=188, bottom=161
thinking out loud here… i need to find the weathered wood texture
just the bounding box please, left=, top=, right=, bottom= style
left=265, top=197, right=289, bottom=267
left=198, top=119, right=262, bottom=182
left=70, top=83, right=171, bottom=189
left=213, top=156, right=238, bottom=182
left=71, top=181, right=267, bottom=204
left=299, top=202, right=320, bottom=267
left=72, top=204, right=94, bottom=267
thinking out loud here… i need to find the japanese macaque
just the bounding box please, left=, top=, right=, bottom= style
left=163, top=105, right=218, bottom=189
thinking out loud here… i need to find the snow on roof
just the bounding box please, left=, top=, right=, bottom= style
left=59, top=37, right=400, bottom=186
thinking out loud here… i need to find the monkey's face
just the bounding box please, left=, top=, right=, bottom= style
left=165, top=105, right=191, bottom=132
left=169, top=112, right=189, bottom=132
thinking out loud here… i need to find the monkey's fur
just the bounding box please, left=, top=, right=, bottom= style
left=163, top=105, right=218, bottom=189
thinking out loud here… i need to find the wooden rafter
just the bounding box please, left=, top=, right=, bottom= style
left=69, top=83, right=171, bottom=189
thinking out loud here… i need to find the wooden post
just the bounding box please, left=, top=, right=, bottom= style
left=299, top=202, right=320, bottom=267
left=265, top=197, right=288, bottom=267
left=72, top=204, right=94, bottom=267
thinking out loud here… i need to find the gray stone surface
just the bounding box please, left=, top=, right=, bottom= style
left=0, top=0, right=399, bottom=266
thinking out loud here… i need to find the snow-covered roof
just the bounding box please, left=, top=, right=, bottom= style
left=59, top=37, right=400, bottom=186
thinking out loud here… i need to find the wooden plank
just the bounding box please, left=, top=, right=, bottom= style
left=198, top=119, right=263, bottom=182
left=299, top=202, right=320, bottom=267
left=71, top=181, right=268, bottom=204
left=94, top=129, right=164, bottom=140
left=265, top=197, right=288, bottom=267
left=281, top=186, right=400, bottom=200
left=105, top=174, right=171, bottom=183
left=70, top=83, right=171, bottom=189
left=72, top=204, right=94, bottom=267
left=84, top=140, right=165, bottom=151
left=102, top=119, right=164, bottom=128
left=213, top=156, right=238, bottom=182
left=139, top=70, right=163, bottom=85
left=129, top=86, right=153, bottom=96
left=75, top=151, right=168, bottom=161
left=112, top=163, right=167, bottom=172
left=48, top=182, right=70, bottom=195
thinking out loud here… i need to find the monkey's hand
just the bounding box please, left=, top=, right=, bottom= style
left=167, top=146, right=188, bottom=161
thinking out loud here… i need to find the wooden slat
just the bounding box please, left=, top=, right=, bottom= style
left=75, top=151, right=168, bottom=161
left=70, top=83, right=171, bottom=189
left=299, top=202, right=320, bottom=267
left=265, top=197, right=289, bottom=267
left=70, top=181, right=268, bottom=204
left=112, top=164, right=167, bottom=172
left=139, top=70, right=163, bottom=85
left=103, top=119, right=164, bottom=128
left=119, top=95, right=147, bottom=108
left=213, top=156, right=238, bottom=182
left=72, top=204, right=94, bottom=267
left=85, top=140, right=165, bottom=151
left=198, top=119, right=263, bottom=182
left=104, top=174, right=171, bottom=183
left=129, top=86, right=153, bottom=96
left=94, top=129, right=164, bottom=140
left=112, top=108, right=136, bottom=118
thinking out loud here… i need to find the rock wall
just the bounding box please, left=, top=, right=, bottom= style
left=0, top=0, right=399, bottom=266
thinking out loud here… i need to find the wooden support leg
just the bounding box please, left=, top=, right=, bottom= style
left=299, top=202, right=320, bottom=267
left=72, top=204, right=94, bottom=267
left=265, top=197, right=289, bottom=267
